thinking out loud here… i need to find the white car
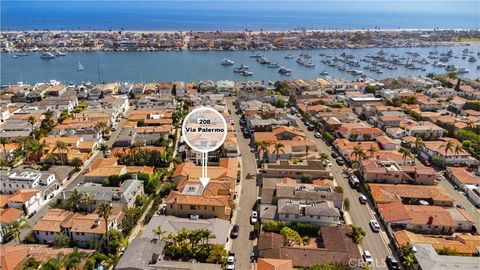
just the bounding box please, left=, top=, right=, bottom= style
left=324, top=159, right=332, bottom=167
left=226, top=252, right=235, bottom=269
left=359, top=194, right=368, bottom=204
left=369, top=219, right=381, bottom=232
left=363, top=250, right=373, bottom=265
left=250, top=211, right=258, bottom=224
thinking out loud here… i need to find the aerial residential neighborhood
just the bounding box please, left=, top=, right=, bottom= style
left=1, top=71, right=479, bottom=270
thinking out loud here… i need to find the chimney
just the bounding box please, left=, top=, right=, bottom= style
left=94, top=219, right=100, bottom=227
left=427, top=216, right=433, bottom=225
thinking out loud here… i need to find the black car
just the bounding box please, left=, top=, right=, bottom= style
left=242, top=129, right=251, bottom=138
left=331, top=152, right=339, bottom=159
left=385, top=256, right=400, bottom=270
left=230, top=225, right=239, bottom=238
left=336, top=157, right=345, bottom=166
left=307, top=125, right=315, bottom=131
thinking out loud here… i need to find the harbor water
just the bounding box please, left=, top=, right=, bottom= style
left=1, top=45, right=479, bottom=84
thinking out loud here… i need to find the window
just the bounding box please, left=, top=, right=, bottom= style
left=204, top=206, right=207, bottom=210
left=81, top=232, right=85, bottom=235
left=180, top=205, right=183, bottom=210
left=285, top=214, right=289, bottom=218
left=76, top=232, right=79, bottom=235
left=334, top=217, right=339, bottom=221
left=190, top=205, right=197, bottom=210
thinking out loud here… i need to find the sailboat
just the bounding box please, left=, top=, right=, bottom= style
left=77, top=62, right=84, bottom=71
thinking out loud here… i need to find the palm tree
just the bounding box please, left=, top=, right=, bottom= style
left=0, top=137, right=10, bottom=161
left=255, top=141, right=270, bottom=161
left=439, top=140, right=455, bottom=158
left=350, top=145, right=366, bottom=168
left=153, top=226, right=166, bottom=239
left=98, top=143, right=111, bottom=157
left=27, top=115, right=37, bottom=132
left=63, top=248, right=87, bottom=270
left=366, top=144, right=378, bottom=157
left=8, top=218, right=30, bottom=243
left=95, top=121, right=108, bottom=139
left=399, top=243, right=415, bottom=270
left=399, top=147, right=413, bottom=165
left=67, top=189, right=83, bottom=211
left=319, top=153, right=329, bottom=162
left=21, top=257, right=42, bottom=270
left=54, top=141, right=68, bottom=165
left=27, top=140, right=45, bottom=166
left=414, top=136, right=425, bottom=154
left=453, top=143, right=464, bottom=163
left=466, top=120, right=474, bottom=129
left=44, top=153, right=58, bottom=166
left=273, top=142, right=285, bottom=161
left=305, top=145, right=314, bottom=159
left=40, top=253, right=64, bottom=270
left=97, top=202, right=113, bottom=254
left=82, top=193, right=95, bottom=212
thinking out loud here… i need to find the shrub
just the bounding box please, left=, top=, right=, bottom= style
left=262, top=220, right=286, bottom=233
left=289, top=222, right=318, bottom=236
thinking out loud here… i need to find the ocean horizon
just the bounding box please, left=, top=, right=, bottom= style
left=1, top=1, right=479, bottom=31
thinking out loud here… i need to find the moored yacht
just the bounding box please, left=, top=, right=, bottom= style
left=40, top=52, right=55, bottom=59
left=220, top=58, right=235, bottom=65
left=278, top=67, right=292, bottom=75
left=233, top=64, right=249, bottom=73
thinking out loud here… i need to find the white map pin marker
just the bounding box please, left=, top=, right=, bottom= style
left=182, top=107, right=227, bottom=187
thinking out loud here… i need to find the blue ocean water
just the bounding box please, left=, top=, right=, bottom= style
left=1, top=1, right=479, bottom=31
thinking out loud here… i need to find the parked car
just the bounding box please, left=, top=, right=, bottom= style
left=226, top=252, right=235, bottom=269
left=423, top=159, right=431, bottom=166
left=230, top=225, right=239, bottom=238
left=250, top=211, right=258, bottom=224
left=369, top=219, right=381, bottom=232
left=336, top=157, right=345, bottom=166
left=363, top=250, right=373, bottom=265
left=386, top=256, right=400, bottom=270
left=242, top=129, right=251, bottom=138
left=349, top=175, right=360, bottom=188
left=314, top=132, right=322, bottom=138
left=250, top=251, right=258, bottom=262
left=359, top=194, right=368, bottom=204
left=331, top=152, right=339, bottom=159
left=307, top=125, right=315, bottom=131
left=456, top=204, right=466, bottom=210
left=323, top=159, right=332, bottom=167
